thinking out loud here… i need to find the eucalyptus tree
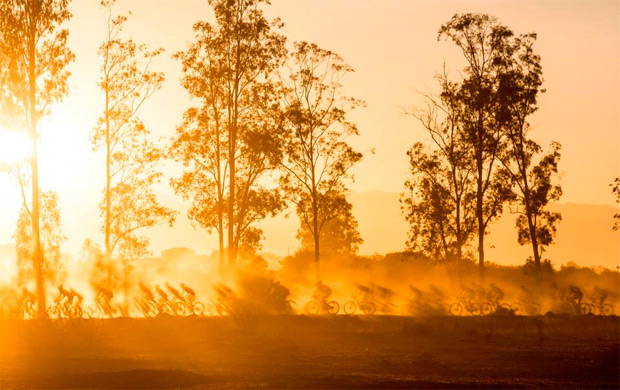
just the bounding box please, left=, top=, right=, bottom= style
left=402, top=71, right=476, bottom=266
left=172, top=0, right=286, bottom=267
left=495, top=32, right=562, bottom=269
left=92, top=0, right=175, bottom=261
left=438, top=14, right=517, bottom=279
left=279, top=42, right=363, bottom=280
left=0, top=0, right=74, bottom=317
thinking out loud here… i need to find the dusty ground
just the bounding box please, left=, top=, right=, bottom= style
left=0, top=315, right=618, bottom=389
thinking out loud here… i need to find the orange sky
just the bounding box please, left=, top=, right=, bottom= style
left=0, top=0, right=618, bottom=265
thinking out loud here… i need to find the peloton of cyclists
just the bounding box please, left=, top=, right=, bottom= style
left=54, top=285, right=84, bottom=316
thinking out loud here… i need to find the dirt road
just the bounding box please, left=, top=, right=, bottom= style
left=0, top=315, right=618, bottom=388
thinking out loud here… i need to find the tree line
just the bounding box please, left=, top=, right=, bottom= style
left=0, top=0, right=366, bottom=317
left=0, top=1, right=616, bottom=319
left=400, top=14, right=564, bottom=282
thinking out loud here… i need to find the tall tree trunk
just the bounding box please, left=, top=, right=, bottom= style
left=476, top=165, right=485, bottom=281
left=28, top=18, right=45, bottom=319
left=105, top=79, right=111, bottom=260
left=228, top=126, right=236, bottom=267
left=521, top=176, right=541, bottom=267
left=313, top=194, right=320, bottom=282
left=218, top=216, right=225, bottom=268
left=215, top=116, right=225, bottom=268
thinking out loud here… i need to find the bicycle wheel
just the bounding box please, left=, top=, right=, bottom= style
left=449, top=303, right=463, bottom=316
left=601, top=304, right=614, bottom=316
left=468, top=303, right=482, bottom=316
left=480, top=302, right=493, bottom=315
left=327, top=301, right=339, bottom=314
left=511, top=302, right=524, bottom=315
left=192, top=301, right=206, bottom=316
left=343, top=301, right=356, bottom=315
left=499, top=303, right=513, bottom=314
left=305, top=301, right=320, bottom=315
left=579, top=302, right=592, bottom=315
left=362, top=301, right=376, bottom=315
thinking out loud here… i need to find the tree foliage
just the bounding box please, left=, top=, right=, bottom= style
left=437, top=13, right=527, bottom=278
left=92, top=0, right=175, bottom=260
left=403, top=70, right=476, bottom=265
left=172, top=0, right=286, bottom=267
left=0, top=0, right=74, bottom=316
left=15, top=191, right=66, bottom=287
left=297, top=189, right=363, bottom=257
left=280, top=41, right=363, bottom=279
left=492, top=29, right=562, bottom=268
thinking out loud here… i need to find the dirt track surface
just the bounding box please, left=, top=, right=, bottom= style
left=0, top=315, right=618, bottom=389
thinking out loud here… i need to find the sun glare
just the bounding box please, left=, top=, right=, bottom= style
left=0, top=128, right=31, bottom=166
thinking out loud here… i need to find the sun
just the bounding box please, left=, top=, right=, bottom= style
left=0, top=128, right=31, bottom=167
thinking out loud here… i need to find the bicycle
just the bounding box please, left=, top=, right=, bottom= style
left=449, top=296, right=482, bottom=316
left=485, top=300, right=512, bottom=315
left=47, top=302, right=83, bottom=319
left=178, top=298, right=206, bottom=316
left=554, top=299, right=590, bottom=315
left=131, top=297, right=158, bottom=318
left=150, top=293, right=183, bottom=316
left=343, top=295, right=376, bottom=315
left=85, top=300, right=116, bottom=319
left=581, top=300, right=614, bottom=316
left=304, top=299, right=339, bottom=315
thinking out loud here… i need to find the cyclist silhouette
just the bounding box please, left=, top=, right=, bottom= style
left=312, top=280, right=332, bottom=311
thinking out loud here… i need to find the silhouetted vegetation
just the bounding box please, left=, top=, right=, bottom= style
left=93, top=0, right=175, bottom=262
left=280, top=42, right=364, bottom=279
left=403, top=13, right=564, bottom=281
left=0, top=0, right=74, bottom=317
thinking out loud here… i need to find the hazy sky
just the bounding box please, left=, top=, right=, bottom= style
left=0, top=0, right=618, bottom=261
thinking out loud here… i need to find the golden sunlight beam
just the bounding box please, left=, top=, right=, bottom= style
left=0, top=128, right=31, bottom=167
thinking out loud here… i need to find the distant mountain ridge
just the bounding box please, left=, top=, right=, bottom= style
left=1, top=192, right=618, bottom=271
left=347, top=192, right=620, bottom=269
